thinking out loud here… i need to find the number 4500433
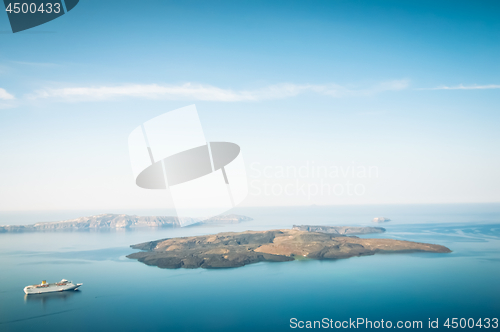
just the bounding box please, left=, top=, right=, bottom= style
left=5, top=2, right=61, bottom=14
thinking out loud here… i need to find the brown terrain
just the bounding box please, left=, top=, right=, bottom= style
left=127, top=228, right=451, bottom=269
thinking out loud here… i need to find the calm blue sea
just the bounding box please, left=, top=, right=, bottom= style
left=0, top=204, right=499, bottom=331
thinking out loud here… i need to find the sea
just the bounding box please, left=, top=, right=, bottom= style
left=0, top=204, right=499, bottom=331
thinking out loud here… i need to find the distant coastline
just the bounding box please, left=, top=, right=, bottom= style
left=292, top=225, right=386, bottom=235
left=0, top=214, right=253, bottom=233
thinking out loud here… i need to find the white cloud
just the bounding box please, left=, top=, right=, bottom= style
left=12, top=61, right=58, bottom=67
left=420, top=84, right=500, bottom=90
left=0, top=88, right=15, bottom=100
left=29, top=80, right=410, bottom=102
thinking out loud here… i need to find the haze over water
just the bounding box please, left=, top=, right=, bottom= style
left=0, top=204, right=499, bottom=331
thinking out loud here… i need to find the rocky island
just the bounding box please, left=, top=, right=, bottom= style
left=127, top=227, right=451, bottom=269
left=0, top=214, right=252, bottom=233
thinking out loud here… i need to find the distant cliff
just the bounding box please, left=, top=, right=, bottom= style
left=0, top=214, right=253, bottom=233
left=292, top=225, right=385, bottom=235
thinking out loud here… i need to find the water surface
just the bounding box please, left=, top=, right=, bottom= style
left=1, top=204, right=499, bottom=331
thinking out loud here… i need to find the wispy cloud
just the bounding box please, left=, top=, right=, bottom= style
left=419, top=84, right=500, bottom=91
left=28, top=80, right=409, bottom=102
left=0, top=88, right=15, bottom=100
left=11, top=61, right=59, bottom=67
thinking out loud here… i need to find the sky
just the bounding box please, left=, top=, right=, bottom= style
left=0, top=0, right=499, bottom=211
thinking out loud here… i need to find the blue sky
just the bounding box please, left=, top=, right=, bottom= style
left=0, top=0, right=499, bottom=210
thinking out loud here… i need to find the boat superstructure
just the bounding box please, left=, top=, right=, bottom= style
left=24, top=279, right=82, bottom=295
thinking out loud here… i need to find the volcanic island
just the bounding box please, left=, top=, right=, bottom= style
left=127, top=225, right=451, bottom=269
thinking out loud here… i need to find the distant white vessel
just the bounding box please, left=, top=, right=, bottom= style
left=372, top=217, right=391, bottom=223
left=24, top=279, right=82, bottom=295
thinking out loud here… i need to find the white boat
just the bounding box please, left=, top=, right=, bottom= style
left=24, top=279, right=82, bottom=295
